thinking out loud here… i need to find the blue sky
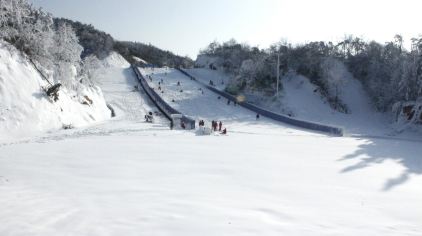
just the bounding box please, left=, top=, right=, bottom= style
left=31, top=0, right=422, bottom=59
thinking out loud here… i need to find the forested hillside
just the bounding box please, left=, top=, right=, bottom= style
left=55, top=18, right=193, bottom=68
left=198, top=36, right=422, bottom=113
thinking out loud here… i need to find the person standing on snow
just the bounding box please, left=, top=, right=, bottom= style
left=256, top=113, right=260, bottom=120
left=218, top=121, right=222, bottom=131
left=212, top=121, right=217, bottom=131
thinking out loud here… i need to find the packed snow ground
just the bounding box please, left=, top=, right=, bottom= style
left=1, top=62, right=421, bottom=235
left=1, top=124, right=421, bottom=235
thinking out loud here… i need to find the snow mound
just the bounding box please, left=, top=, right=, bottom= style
left=0, top=41, right=110, bottom=141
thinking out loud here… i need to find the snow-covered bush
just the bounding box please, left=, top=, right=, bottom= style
left=0, top=0, right=84, bottom=86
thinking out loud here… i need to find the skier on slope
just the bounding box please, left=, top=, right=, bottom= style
left=219, top=121, right=222, bottom=131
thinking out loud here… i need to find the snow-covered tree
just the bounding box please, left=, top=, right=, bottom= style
left=321, top=57, right=348, bottom=110
left=51, top=22, right=83, bottom=85
left=0, top=0, right=87, bottom=88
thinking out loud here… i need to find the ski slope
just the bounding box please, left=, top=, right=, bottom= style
left=64, top=53, right=169, bottom=136
left=140, top=67, right=311, bottom=135
left=185, top=68, right=422, bottom=139
left=1, top=63, right=421, bottom=236
left=94, top=53, right=165, bottom=124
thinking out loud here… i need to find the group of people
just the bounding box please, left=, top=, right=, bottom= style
left=212, top=120, right=226, bottom=134
left=198, top=119, right=227, bottom=134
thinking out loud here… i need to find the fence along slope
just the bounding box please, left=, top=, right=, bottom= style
left=132, top=65, right=195, bottom=129
left=177, top=68, right=343, bottom=136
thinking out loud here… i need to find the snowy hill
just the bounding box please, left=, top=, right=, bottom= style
left=0, top=41, right=110, bottom=141
left=1, top=65, right=421, bottom=236
left=280, top=74, right=391, bottom=136
left=184, top=68, right=421, bottom=138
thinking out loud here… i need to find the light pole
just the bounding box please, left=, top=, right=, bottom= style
left=276, top=52, right=280, bottom=97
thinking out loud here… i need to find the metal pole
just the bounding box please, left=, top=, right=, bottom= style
left=276, top=53, right=280, bottom=96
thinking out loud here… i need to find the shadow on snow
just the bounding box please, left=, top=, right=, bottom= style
left=339, top=137, right=422, bottom=191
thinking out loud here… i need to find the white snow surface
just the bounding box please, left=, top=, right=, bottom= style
left=1, top=121, right=421, bottom=235
left=0, top=41, right=110, bottom=142
left=1, top=64, right=421, bottom=235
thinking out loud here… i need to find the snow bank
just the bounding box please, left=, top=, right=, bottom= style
left=0, top=41, right=110, bottom=141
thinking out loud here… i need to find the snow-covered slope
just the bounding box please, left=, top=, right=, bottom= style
left=140, top=67, right=309, bottom=135
left=0, top=42, right=110, bottom=141
left=184, top=68, right=416, bottom=138
left=93, top=52, right=165, bottom=123
left=185, top=68, right=229, bottom=90
left=280, top=74, right=391, bottom=136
